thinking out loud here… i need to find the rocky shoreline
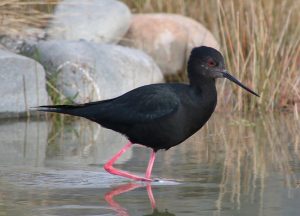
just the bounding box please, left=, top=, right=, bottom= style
left=0, top=0, right=218, bottom=118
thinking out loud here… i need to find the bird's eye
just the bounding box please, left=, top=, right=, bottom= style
left=207, top=59, right=217, bottom=67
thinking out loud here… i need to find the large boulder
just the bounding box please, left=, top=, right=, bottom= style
left=28, top=40, right=163, bottom=103
left=47, top=0, right=132, bottom=44
left=0, top=49, right=48, bottom=118
left=120, top=13, right=219, bottom=75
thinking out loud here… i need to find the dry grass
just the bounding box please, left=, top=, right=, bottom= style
left=0, top=0, right=56, bottom=36
left=124, top=0, right=300, bottom=113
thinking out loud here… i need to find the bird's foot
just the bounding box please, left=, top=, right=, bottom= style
left=138, top=177, right=153, bottom=182
left=104, top=164, right=152, bottom=182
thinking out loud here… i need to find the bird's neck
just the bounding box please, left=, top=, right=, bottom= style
left=189, top=76, right=217, bottom=95
left=184, top=76, right=217, bottom=138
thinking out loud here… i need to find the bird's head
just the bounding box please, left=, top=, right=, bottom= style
left=188, top=46, right=259, bottom=97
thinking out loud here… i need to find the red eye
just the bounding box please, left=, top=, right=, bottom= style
left=207, top=59, right=216, bottom=67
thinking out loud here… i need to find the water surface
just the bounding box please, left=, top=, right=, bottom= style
left=0, top=114, right=299, bottom=216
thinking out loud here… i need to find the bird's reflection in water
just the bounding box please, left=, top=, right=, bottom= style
left=104, top=183, right=175, bottom=216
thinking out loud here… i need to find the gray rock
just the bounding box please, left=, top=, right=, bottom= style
left=121, top=13, right=219, bottom=75
left=31, top=40, right=163, bottom=103
left=47, top=0, right=132, bottom=43
left=0, top=49, right=49, bottom=118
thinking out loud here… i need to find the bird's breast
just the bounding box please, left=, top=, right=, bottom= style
left=181, top=91, right=217, bottom=137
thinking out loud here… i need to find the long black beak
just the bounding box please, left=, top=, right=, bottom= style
left=222, top=71, right=259, bottom=97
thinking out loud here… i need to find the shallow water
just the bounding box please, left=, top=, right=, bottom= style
left=0, top=114, right=299, bottom=216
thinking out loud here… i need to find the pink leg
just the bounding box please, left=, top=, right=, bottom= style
left=145, top=150, right=156, bottom=179
left=104, top=142, right=152, bottom=181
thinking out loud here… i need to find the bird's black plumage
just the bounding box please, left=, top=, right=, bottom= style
left=37, top=46, right=259, bottom=152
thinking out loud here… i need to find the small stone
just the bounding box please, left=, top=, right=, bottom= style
left=0, top=28, right=46, bottom=54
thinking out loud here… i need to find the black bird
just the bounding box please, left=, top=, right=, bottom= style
left=36, top=46, right=259, bottom=181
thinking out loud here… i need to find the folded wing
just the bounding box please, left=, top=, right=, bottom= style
left=37, top=84, right=180, bottom=125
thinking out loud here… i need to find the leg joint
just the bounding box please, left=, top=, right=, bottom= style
left=104, top=164, right=113, bottom=173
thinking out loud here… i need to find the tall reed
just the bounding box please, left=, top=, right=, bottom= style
left=124, top=0, right=300, bottom=112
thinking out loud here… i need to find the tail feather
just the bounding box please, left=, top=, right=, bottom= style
left=33, top=100, right=110, bottom=121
